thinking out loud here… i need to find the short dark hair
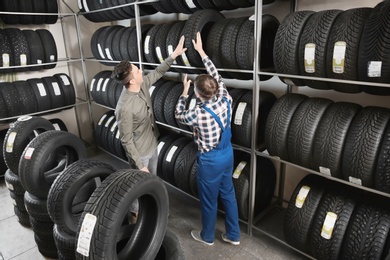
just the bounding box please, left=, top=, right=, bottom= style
left=111, top=60, right=132, bottom=85
left=194, top=74, right=218, bottom=99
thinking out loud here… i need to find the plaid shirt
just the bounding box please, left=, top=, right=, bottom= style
left=175, top=56, right=233, bottom=153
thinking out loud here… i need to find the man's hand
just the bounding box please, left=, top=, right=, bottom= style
left=182, top=73, right=191, bottom=96
left=192, top=31, right=207, bottom=58
left=140, top=166, right=150, bottom=173
left=171, top=35, right=187, bottom=59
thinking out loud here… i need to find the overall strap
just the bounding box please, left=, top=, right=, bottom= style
left=202, top=97, right=231, bottom=131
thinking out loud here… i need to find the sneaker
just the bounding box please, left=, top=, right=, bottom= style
left=191, top=230, right=214, bottom=246
left=221, top=233, right=240, bottom=245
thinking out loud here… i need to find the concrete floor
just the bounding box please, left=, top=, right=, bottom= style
left=0, top=151, right=309, bottom=260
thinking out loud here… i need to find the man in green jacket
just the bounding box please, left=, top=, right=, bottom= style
left=111, top=35, right=186, bottom=175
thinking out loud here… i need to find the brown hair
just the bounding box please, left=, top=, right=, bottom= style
left=194, top=74, right=218, bottom=100
left=111, top=60, right=133, bottom=86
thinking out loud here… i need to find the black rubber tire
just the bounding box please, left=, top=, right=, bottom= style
left=22, top=29, right=44, bottom=71
left=47, top=159, right=116, bottom=235
left=273, top=11, right=315, bottom=86
left=0, top=129, right=8, bottom=177
left=3, top=28, right=30, bottom=72
left=36, top=29, right=57, bottom=69
left=0, top=82, right=23, bottom=117
left=153, top=81, right=177, bottom=124
left=311, top=102, right=361, bottom=178
left=49, top=118, right=68, bottom=131
left=340, top=203, right=390, bottom=260
left=287, top=97, right=333, bottom=168
left=29, top=216, right=55, bottom=240
left=358, top=1, right=390, bottom=95
left=3, top=116, right=55, bottom=175
left=235, top=19, right=254, bottom=71
left=129, top=24, right=154, bottom=63
left=24, top=191, right=51, bottom=222
left=163, top=83, right=183, bottom=128
left=75, top=169, right=169, bottom=260
left=32, top=0, right=47, bottom=24
left=54, top=73, right=76, bottom=106
left=308, top=188, right=356, bottom=260
left=326, top=8, right=372, bottom=93
left=42, top=76, right=65, bottom=109
left=157, top=133, right=181, bottom=178
left=4, top=169, right=26, bottom=195
left=53, top=224, right=77, bottom=260
left=161, top=137, right=192, bottom=185
left=27, top=78, right=52, bottom=112
left=182, top=9, right=225, bottom=67
left=342, top=106, right=390, bottom=188
left=155, top=228, right=185, bottom=260
left=173, top=141, right=197, bottom=194
left=13, top=81, right=38, bottom=114
left=257, top=91, right=277, bottom=151
left=298, top=10, right=342, bottom=90
left=34, top=232, right=58, bottom=259
left=375, top=123, right=390, bottom=193
left=1, top=0, right=19, bottom=24
left=19, top=130, right=87, bottom=199
left=144, top=24, right=164, bottom=64
left=0, top=29, right=13, bottom=73
left=284, top=174, right=329, bottom=252
left=231, top=90, right=252, bottom=148
left=45, top=0, right=59, bottom=24
left=265, top=93, right=308, bottom=160
left=14, top=206, right=31, bottom=227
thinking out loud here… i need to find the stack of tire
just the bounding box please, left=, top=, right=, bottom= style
left=94, top=111, right=127, bottom=160
left=284, top=174, right=390, bottom=259
left=0, top=0, right=58, bottom=24
left=3, top=116, right=60, bottom=228
left=2, top=115, right=87, bottom=258
left=0, top=74, right=76, bottom=119
left=274, top=2, right=390, bottom=95
left=0, top=28, right=58, bottom=73
left=265, top=93, right=390, bottom=193
left=0, top=128, right=8, bottom=177
left=89, top=9, right=280, bottom=80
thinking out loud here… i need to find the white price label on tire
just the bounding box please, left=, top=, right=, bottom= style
left=76, top=213, right=97, bottom=257
left=6, top=132, right=17, bottom=153
left=233, top=161, right=247, bottom=179
left=295, top=186, right=310, bottom=208
left=321, top=212, right=337, bottom=239
left=234, top=102, right=247, bottom=125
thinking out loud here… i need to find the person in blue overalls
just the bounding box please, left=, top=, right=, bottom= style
left=175, top=32, right=240, bottom=246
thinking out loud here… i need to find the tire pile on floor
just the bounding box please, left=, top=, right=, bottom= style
left=0, top=74, right=76, bottom=118
left=284, top=174, right=390, bottom=259
left=265, top=93, right=390, bottom=193
left=89, top=9, right=279, bottom=80
left=0, top=28, right=58, bottom=73
left=274, top=2, right=390, bottom=94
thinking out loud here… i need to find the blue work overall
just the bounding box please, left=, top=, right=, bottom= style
left=198, top=97, right=240, bottom=243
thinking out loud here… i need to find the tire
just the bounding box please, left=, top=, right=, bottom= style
left=358, top=1, right=390, bottom=95
left=4, top=169, right=26, bottom=195
left=4, top=28, right=30, bottom=72
left=341, top=203, right=390, bottom=260
left=308, top=188, right=356, bottom=260
left=257, top=91, right=277, bottom=151
left=163, top=83, right=183, bottom=128
left=144, top=24, right=164, bottom=64
left=375, top=123, right=390, bottom=193
left=13, top=81, right=38, bottom=114
left=287, top=97, right=333, bottom=168
left=157, top=133, right=181, bottom=178
left=0, top=129, right=8, bottom=177
left=3, top=116, right=55, bottom=175
left=0, top=29, right=13, bottom=73
left=14, top=206, right=31, bottom=227
left=22, top=30, right=44, bottom=71
left=311, top=102, right=361, bottom=178
left=0, top=82, right=23, bottom=117
left=273, top=11, right=315, bottom=86
left=54, top=73, right=76, bottom=106
left=24, top=191, right=51, bottom=222
left=265, top=93, right=308, bottom=160
left=326, top=8, right=372, bottom=93
left=53, top=224, right=77, bottom=260
left=153, top=81, right=177, bottom=124
left=342, top=107, right=390, bottom=188
left=42, top=76, right=65, bottom=109
left=49, top=118, right=68, bottom=131
left=173, top=141, right=197, bottom=194
left=36, top=29, right=57, bottom=69
left=19, top=130, right=87, bottom=199
left=284, top=174, right=329, bottom=252
left=182, top=9, right=225, bottom=67
left=298, top=10, right=342, bottom=90
left=232, top=90, right=252, bottom=148
left=75, top=169, right=169, bottom=260
left=155, top=228, right=185, bottom=260
left=47, top=159, right=116, bottom=235
left=27, top=78, right=52, bottom=112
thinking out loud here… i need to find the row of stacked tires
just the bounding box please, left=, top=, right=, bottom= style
left=92, top=77, right=277, bottom=149
left=90, top=9, right=279, bottom=80
left=274, top=1, right=390, bottom=95
left=284, top=174, right=390, bottom=259
left=2, top=116, right=87, bottom=258
left=47, top=159, right=183, bottom=259
left=0, top=74, right=76, bottom=119
left=0, top=28, right=58, bottom=73
left=265, top=93, right=390, bottom=193
left=0, top=0, right=58, bottom=24
left=79, top=0, right=266, bottom=22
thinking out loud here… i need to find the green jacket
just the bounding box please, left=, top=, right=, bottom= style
left=115, top=56, right=174, bottom=169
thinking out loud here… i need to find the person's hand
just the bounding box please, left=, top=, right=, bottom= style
left=140, top=166, right=150, bottom=173
left=171, top=35, right=187, bottom=59
left=182, top=74, right=191, bottom=96
left=192, top=31, right=206, bottom=58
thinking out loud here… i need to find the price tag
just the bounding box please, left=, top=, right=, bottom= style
left=234, top=102, right=247, bottom=125
left=166, top=146, right=178, bottom=162
left=6, top=132, right=17, bottom=153
left=37, top=83, right=47, bottom=96
left=24, top=147, right=35, bottom=160
left=367, top=61, right=382, bottom=78
left=156, top=47, right=164, bottom=63
left=304, top=43, right=316, bottom=73
left=232, top=161, right=247, bottom=179
left=332, top=41, right=346, bottom=74
left=319, top=166, right=331, bottom=176
left=2, top=54, right=9, bottom=67
left=295, top=186, right=310, bottom=208
left=157, top=141, right=165, bottom=155
left=52, top=82, right=61, bottom=96
left=144, top=35, right=151, bottom=54
left=348, top=176, right=362, bottom=186
left=76, top=213, right=97, bottom=256
left=321, top=212, right=337, bottom=239
left=60, top=75, right=70, bottom=85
